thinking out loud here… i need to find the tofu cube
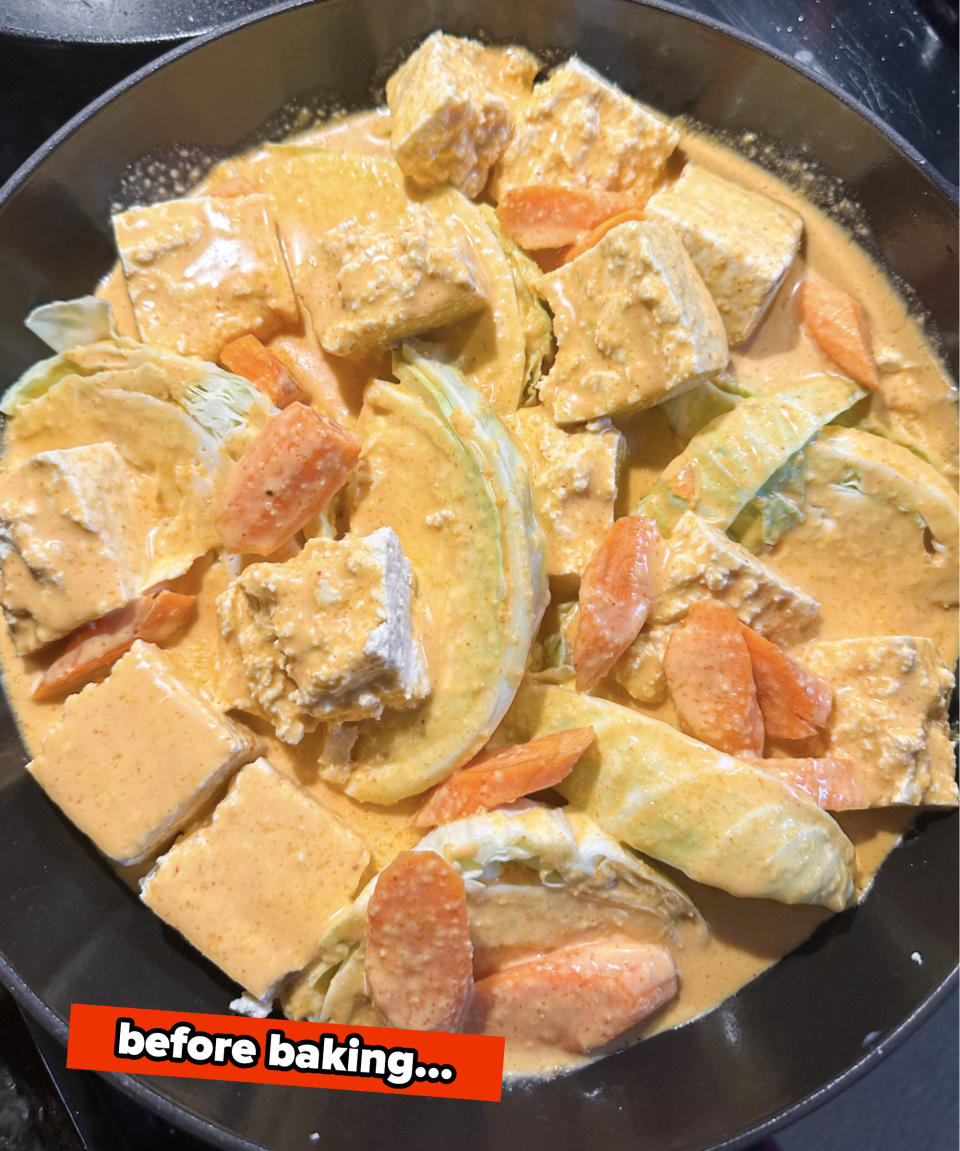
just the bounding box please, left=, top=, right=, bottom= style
left=798, top=637, right=957, bottom=807
left=505, top=406, right=622, bottom=580
left=615, top=510, right=820, bottom=701
left=317, top=207, right=487, bottom=356
left=28, top=640, right=259, bottom=864
left=490, top=57, right=680, bottom=202
left=113, top=194, right=298, bottom=361
left=218, top=527, right=429, bottom=741
left=645, top=165, right=803, bottom=344
left=537, top=221, right=728, bottom=424
left=386, top=32, right=540, bottom=198
left=141, top=758, right=371, bottom=1000
left=0, top=444, right=156, bottom=653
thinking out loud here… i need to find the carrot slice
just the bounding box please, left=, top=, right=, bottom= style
left=797, top=276, right=879, bottom=389
left=220, top=334, right=310, bottom=409
left=575, top=516, right=661, bottom=693
left=749, top=755, right=862, bottom=811
left=496, top=186, right=633, bottom=251
left=739, top=625, right=833, bottom=740
left=415, top=726, right=595, bottom=828
left=215, top=401, right=360, bottom=556
left=563, top=208, right=647, bottom=263
left=365, top=851, right=474, bottom=1032
left=663, top=599, right=764, bottom=756
left=466, top=941, right=677, bottom=1053
left=32, top=590, right=196, bottom=701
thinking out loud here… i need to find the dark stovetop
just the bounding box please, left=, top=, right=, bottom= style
left=0, top=3, right=956, bottom=1150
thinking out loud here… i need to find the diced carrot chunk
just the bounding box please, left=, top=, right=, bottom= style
left=749, top=755, right=862, bottom=811
left=32, top=590, right=196, bottom=701
left=365, top=851, right=474, bottom=1032
left=798, top=276, right=879, bottom=389
left=466, top=941, right=677, bottom=1053
left=496, top=186, right=634, bottom=251
left=563, top=209, right=647, bottom=263
left=219, top=334, right=310, bottom=409
left=215, top=401, right=360, bottom=556
left=575, top=516, right=661, bottom=693
left=415, top=727, right=595, bottom=828
left=739, top=624, right=833, bottom=740
left=206, top=176, right=259, bottom=198
left=663, top=599, right=764, bottom=756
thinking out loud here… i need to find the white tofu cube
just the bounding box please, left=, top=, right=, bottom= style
left=505, top=406, right=622, bottom=580
left=141, top=758, right=371, bottom=1000
left=491, top=57, right=680, bottom=202
left=537, top=221, right=728, bottom=424
left=218, top=527, right=429, bottom=741
left=317, top=207, right=487, bottom=355
left=615, top=510, right=820, bottom=701
left=28, top=640, right=259, bottom=864
left=645, top=165, right=803, bottom=344
left=113, top=194, right=298, bottom=361
left=798, top=636, right=957, bottom=807
left=387, top=32, right=540, bottom=198
left=0, top=443, right=156, bottom=653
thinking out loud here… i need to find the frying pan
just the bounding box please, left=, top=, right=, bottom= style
left=0, top=2, right=956, bottom=1148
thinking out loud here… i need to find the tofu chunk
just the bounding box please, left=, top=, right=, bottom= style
left=141, top=758, right=371, bottom=1000
left=615, top=510, right=820, bottom=701
left=317, top=207, right=487, bottom=356
left=646, top=165, right=803, bottom=344
left=218, top=528, right=429, bottom=741
left=0, top=444, right=157, bottom=654
left=387, top=32, right=540, bottom=198
left=28, top=640, right=259, bottom=865
left=113, top=194, right=298, bottom=361
left=537, top=221, right=728, bottom=424
left=505, top=407, right=622, bottom=580
left=797, top=637, right=957, bottom=807
left=490, top=57, right=680, bottom=202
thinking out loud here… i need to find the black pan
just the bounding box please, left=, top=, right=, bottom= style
left=0, top=3, right=956, bottom=1149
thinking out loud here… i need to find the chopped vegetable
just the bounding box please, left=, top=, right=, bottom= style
left=219, top=334, right=310, bottom=409
left=575, top=516, right=661, bottom=692
left=739, top=624, right=833, bottom=740
left=215, top=401, right=360, bottom=555
left=24, top=296, right=118, bottom=354
left=495, top=185, right=631, bottom=250
left=415, top=726, right=595, bottom=828
left=562, top=208, right=646, bottom=263
left=749, top=755, right=862, bottom=811
left=365, top=851, right=474, bottom=1031
left=798, top=276, right=879, bottom=389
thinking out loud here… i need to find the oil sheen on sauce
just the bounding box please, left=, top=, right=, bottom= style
left=1, top=105, right=955, bottom=1081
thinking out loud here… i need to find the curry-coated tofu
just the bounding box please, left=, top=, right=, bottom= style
left=615, top=511, right=820, bottom=702
left=140, top=758, right=371, bottom=1000
left=217, top=527, right=429, bottom=742
left=490, top=57, right=680, bottom=202
left=505, top=406, right=622, bottom=581
left=386, top=31, right=540, bottom=198
left=28, top=640, right=259, bottom=865
left=645, top=165, right=803, bottom=344
left=798, top=636, right=957, bottom=807
left=536, top=221, right=728, bottom=424
left=317, top=207, right=488, bottom=356
left=0, top=443, right=157, bottom=654
left=113, top=194, right=298, bottom=361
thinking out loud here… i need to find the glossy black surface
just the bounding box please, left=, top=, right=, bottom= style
left=0, top=3, right=956, bottom=1150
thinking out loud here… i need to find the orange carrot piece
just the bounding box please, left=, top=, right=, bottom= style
left=365, top=851, right=474, bottom=1032
left=207, top=176, right=258, bottom=198
left=739, top=624, right=833, bottom=740
left=575, top=516, right=661, bottom=693
left=563, top=208, right=647, bottom=263
left=415, top=726, right=596, bottom=828
left=219, top=334, right=310, bottom=409
left=32, top=590, right=196, bottom=701
left=663, top=599, right=764, bottom=756
left=215, top=401, right=360, bottom=556
left=466, top=941, right=677, bottom=1053
left=749, top=755, right=862, bottom=811
left=496, top=185, right=633, bottom=251
left=797, top=276, right=879, bottom=389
